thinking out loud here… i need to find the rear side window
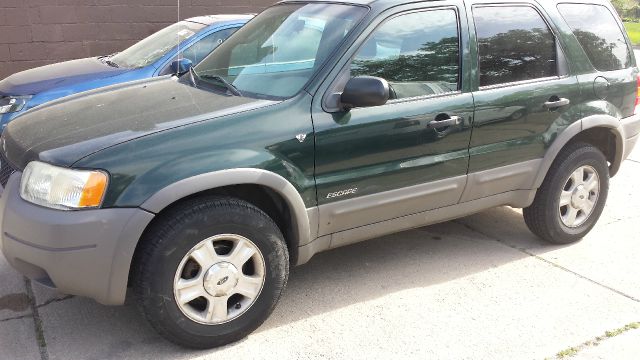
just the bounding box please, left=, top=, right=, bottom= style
left=474, top=6, right=558, bottom=87
left=557, top=3, right=631, bottom=71
left=350, top=9, right=460, bottom=99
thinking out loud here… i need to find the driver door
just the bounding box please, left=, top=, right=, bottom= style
left=311, top=2, right=473, bottom=236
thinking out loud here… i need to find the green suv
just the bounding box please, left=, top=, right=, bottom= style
left=1, top=0, right=639, bottom=349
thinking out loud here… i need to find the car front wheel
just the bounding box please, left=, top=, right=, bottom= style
left=133, top=196, right=289, bottom=348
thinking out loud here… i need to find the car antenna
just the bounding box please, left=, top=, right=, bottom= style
left=176, top=0, right=181, bottom=75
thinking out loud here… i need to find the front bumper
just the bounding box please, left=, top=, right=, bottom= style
left=0, top=172, right=154, bottom=305
left=622, top=113, right=640, bottom=160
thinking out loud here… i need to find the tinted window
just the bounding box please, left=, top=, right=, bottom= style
left=351, top=9, right=459, bottom=99
left=181, top=28, right=239, bottom=65
left=474, top=6, right=557, bottom=87
left=558, top=3, right=631, bottom=71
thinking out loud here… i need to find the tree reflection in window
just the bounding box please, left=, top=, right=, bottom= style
left=474, top=6, right=557, bottom=87
left=350, top=9, right=460, bottom=99
left=558, top=3, right=630, bottom=71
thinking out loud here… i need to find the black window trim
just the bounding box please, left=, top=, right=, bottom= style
left=556, top=1, right=634, bottom=72
left=324, top=5, right=465, bottom=111
left=473, top=2, right=570, bottom=91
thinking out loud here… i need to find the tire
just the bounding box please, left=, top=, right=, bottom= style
left=133, top=196, right=289, bottom=349
left=523, top=142, right=609, bottom=244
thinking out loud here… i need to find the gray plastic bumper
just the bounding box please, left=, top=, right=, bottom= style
left=0, top=172, right=154, bottom=305
left=622, top=113, right=640, bottom=160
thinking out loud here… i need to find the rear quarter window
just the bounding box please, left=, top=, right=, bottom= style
left=557, top=3, right=631, bottom=71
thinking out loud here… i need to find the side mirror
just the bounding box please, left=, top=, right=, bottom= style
left=340, top=76, right=389, bottom=109
left=170, top=58, right=193, bottom=75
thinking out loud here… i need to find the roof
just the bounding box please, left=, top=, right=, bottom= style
left=276, top=0, right=436, bottom=10
left=186, top=14, right=255, bottom=26
left=279, top=0, right=377, bottom=4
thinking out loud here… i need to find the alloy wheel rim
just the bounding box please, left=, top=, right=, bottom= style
left=558, top=165, right=600, bottom=228
left=173, top=234, right=265, bottom=325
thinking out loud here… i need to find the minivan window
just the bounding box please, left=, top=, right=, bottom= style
left=111, top=21, right=205, bottom=69
left=557, top=3, right=631, bottom=71
left=350, top=9, right=459, bottom=99
left=194, top=4, right=367, bottom=99
left=474, top=6, right=557, bottom=87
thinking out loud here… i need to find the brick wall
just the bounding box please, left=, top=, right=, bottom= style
left=0, top=0, right=274, bottom=79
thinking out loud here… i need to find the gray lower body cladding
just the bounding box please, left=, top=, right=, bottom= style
left=0, top=172, right=154, bottom=305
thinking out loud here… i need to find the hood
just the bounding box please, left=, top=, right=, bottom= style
left=0, top=57, right=129, bottom=96
left=2, top=77, right=276, bottom=168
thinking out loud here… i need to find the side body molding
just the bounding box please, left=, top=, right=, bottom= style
left=140, top=168, right=314, bottom=249
left=533, top=115, right=625, bottom=188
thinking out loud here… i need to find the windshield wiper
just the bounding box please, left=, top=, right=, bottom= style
left=188, top=66, right=199, bottom=87
left=105, top=59, right=120, bottom=68
left=200, top=74, right=242, bottom=97
left=100, top=56, right=120, bottom=68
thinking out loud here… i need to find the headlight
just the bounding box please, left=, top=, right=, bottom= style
left=0, top=96, right=32, bottom=114
left=20, top=161, right=108, bottom=210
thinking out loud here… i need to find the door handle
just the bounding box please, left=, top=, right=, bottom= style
left=427, top=116, right=461, bottom=129
left=544, top=97, right=570, bottom=109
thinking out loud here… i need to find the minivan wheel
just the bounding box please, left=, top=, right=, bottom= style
left=133, top=196, right=289, bottom=349
left=523, top=142, right=609, bottom=244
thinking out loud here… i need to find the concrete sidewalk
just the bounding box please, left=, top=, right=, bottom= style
left=1, top=152, right=639, bottom=360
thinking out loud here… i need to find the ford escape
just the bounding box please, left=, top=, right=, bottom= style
left=1, top=0, right=639, bottom=349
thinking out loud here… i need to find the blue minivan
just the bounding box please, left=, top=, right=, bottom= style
left=0, top=14, right=253, bottom=128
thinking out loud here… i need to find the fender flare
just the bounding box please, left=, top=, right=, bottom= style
left=533, top=115, right=625, bottom=188
left=140, top=168, right=313, bottom=249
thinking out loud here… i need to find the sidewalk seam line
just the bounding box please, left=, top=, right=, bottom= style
left=453, top=220, right=640, bottom=303
left=24, top=277, right=50, bottom=360
left=0, top=313, right=33, bottom=323
left=552, top=321, right=640, bottom=359
left=36, top=295, right=74, bottom=309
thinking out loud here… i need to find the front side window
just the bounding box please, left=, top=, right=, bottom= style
left=557, top=3, right=631, bottom=71
left=350, top=9, right=460, bottom=99
left=195, top=4, right=367, bottom=99
left=111, top=21, right=205, bottom=69
left=474, top=6, right=557, bottom=87
left=181, top=28, right=239, bottom=65
left=159, top=28, right=240, bottom=76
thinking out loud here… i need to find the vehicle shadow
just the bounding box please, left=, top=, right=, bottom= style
left=16, top=206, right=560, bottom=359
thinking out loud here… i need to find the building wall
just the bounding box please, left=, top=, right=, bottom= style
left=0, top=0, right=273, bottom=79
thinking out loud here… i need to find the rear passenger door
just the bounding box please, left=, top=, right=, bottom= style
left=312, top=2, right=473, bottom=235
left=463, top=2, right=581, bottom=202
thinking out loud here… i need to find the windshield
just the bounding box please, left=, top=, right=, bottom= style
left=194, top=4, right=367, bottom=99
left=111, top=21, right=205, bottom=68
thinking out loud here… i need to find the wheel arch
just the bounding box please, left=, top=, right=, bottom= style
left=533, top=115, right=625, bottom=188
left=139, top=168, right=315, bottom=264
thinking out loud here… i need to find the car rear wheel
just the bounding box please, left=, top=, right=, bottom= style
left=133, top=196, right=289, bottom=348
left=523, top=142, right=609, bottom=244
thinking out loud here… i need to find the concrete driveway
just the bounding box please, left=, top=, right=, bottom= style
left=1, top=135, right=640, bottom=359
